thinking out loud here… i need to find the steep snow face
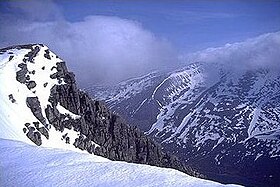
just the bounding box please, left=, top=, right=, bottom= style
left=0, top=44, right=82, bottom=151
left=89, top=62, right=280, bottom=186
left=0, top=139, right=241, bottom=187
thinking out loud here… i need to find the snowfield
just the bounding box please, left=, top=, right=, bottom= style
left=0, top=139, right=241, bottom=187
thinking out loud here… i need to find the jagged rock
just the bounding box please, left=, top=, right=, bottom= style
left=26, top=97, right=46, bottom=126
left=37, top=127, right=49, bottom=139
left=62, top=119, right=72, bottom=130
left=44, top=49, right=51, bottom=60
left=45, top=105, right=57, bottom=124
left=64, top=72, right=75, bottom=84
left=8, top=94, right=16, bottom=103
left=50, top=73, right=59, bottom=79
left=16, top=63, right=27, bottom=83
left=24, top=46, right=40, bottom=63
left=48, top=79, right=200, bottom=177
left=50, top=84, right=80, bottom=115
left=62, top=133, right=68, bottom=139
left=50, top=62, right=67, bottom=80
left=24, top=123, right=30, bottom=127
left=33, top=122, right=39, bottom=128
left=66, top=137, right=70, bottom=144
left=26, top=126, right=42, bottom=146
left=74, top=135, right=86, bottom=150
left=27, top=81, right=36, bottom=89
left=45, top=106, right=54, bottom=120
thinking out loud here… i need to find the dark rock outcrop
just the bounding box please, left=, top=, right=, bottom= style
left=44, top=49, right=51, bottom=60
left=16, top=63, right=28, bottom=83
left=8, top=94, right=16, bottom=103
left=26, top=126, right=42, bottom=146
left=45, top=58, right=202, bottom=178
left=24, top=46, right=40, bottom=63
left=26, top=97, right=46, bottom=126
left=27, top=81, right=37, bottom=89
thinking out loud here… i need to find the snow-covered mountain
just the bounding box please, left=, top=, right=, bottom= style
left=0, top=138, right=241, bottom=187
left=0, top=44, right=232, bottom=186
left=0, top=44, right=81, bottom=150
left=87, top=62, right=280, bottom=186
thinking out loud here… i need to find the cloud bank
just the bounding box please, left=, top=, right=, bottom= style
left=0, top=0, right=176, bottom=86
left=182, top=31, right=280, bottom=72
left=1, top=0, right=279, bottom=86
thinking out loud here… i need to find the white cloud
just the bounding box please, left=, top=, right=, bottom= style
left=1, top=0, right=279, bottom=86
left=0, top=1, right=176, bottom=85
left=182, top=31, right=280, bottom=72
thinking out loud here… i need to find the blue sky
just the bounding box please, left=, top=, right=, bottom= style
left=1, top=0, right=280, bottom=52
left=0, top=0, right=279, bottom=85
left=55, top=0, right=280, bottom=52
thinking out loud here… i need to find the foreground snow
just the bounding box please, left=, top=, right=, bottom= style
left=0, top=139, right=241, bottom=187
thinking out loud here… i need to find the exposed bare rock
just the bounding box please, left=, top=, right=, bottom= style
left=26, top=97, right=46, bottom=126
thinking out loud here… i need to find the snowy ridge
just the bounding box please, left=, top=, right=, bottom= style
left=0, top=138, right=241, bottom=187
left=88, top=71, right=160, bottom=106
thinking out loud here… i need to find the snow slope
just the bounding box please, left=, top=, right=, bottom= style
left=0, top=44, right=84, bottom=152
left=0, top=138, right=241, bottom=187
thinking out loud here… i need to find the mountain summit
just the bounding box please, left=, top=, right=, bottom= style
left=0, top=44, right=201, bottom=177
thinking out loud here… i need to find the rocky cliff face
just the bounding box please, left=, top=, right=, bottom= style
left=0, top=44, right=201, bottom=178
left=47, top=60, right=198, bottom=174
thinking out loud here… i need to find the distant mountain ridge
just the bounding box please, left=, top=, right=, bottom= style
left=87, top=61, right=280, bottom=187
